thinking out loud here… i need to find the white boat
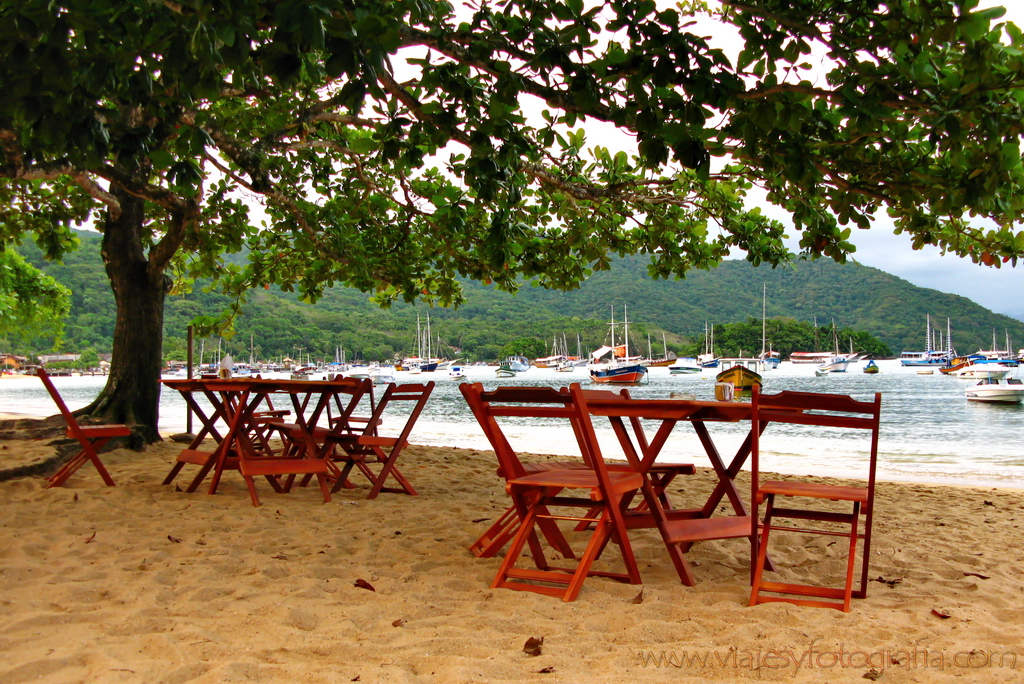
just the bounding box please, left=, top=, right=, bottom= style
left=814, top=367, right=830, bottom=377
left=817, top=356, right=850, bottom=373
left=790, top=351, right=834, bottom=364
left=498, top=355, right=531, bottom=373
left=448, top=365, right=467, bottom=381
left=369, top=364, right=396, bottom=384
left=668, top=357, right=702, bottom=374
left=554, top=359, right=576, bottom=373
left=953, top=363, right=1013, bottom=380
left=816, top=321, right=850, bottom=373
left=965, top=378, right=1024, bottom=403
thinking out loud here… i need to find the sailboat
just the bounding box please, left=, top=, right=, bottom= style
left=757, top=284, right=780, bottom=370
left=589, top=306, right=648, bottom=384
left=817, top=320, right=850, bottom=373
left=646, top=332, right=677, bottom=367
left=697, top=321, right=718, bottom=368
left=899, top=315, right=955, bottom=366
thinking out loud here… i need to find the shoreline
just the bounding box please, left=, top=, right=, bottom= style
left=0, top=438, right=1021, bottom=682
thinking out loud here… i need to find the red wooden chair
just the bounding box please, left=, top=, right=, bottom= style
left=460, top=382, right=643, bottom=602
left=37, top=368, right=131, bottom=488
left=468, top=386, right=695, bottom=558
left=322, top=382, right=434, bottom=498
left=749, top=388, right=882, bottom=612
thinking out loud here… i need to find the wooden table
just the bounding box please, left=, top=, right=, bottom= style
left=161, top=377, right=373, bottom=504
left=585, top=396, right=759, bottom=519
left=583, top=393, right=777, bottom=584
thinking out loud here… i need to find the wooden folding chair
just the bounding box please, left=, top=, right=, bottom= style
left=460, top=382, right=643, bottom=602
left=323, top=382, right=434, bottom=498
left=264, top=377, right=373, bottom=462
left=469, top=386, right=695, bottom=558
left=749, top=388, right=882, bottom=612
left=37, top=368, right=131, bottom=488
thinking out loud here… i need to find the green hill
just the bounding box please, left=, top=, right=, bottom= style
left=8, top=231, right=1024, bottom=361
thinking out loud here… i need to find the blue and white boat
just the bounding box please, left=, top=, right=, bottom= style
left=589, top=306, right=648, bottom=384
left=497, top=355, right=530, bottom=375
left=900, top=315, right=956, bottom=367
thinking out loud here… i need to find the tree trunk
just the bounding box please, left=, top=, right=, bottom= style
left=80, top=187, right=170, bottom=445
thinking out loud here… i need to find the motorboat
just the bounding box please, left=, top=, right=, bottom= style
left=716, top=361, right=762, bottom=395
left=965, top=377, right=1024, bottom=403
left=817, top=356, right=850, bottom=373
left=448, top=365, right=467, bottom=381
left=952, top=361, right=1013, bottom=380
left=863, top=359, right=879, bottom=374
left=668, top=358, right=702, bottom=374
left=498, top=355, right=531, bottom=373
left=369, top=364, right=396, bottom=384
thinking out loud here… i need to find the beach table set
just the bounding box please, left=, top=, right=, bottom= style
left=36, top=365, right=880, bottom=611
left=461, top=382, right=881, bottom=612
left=160, top=376, right=434, bottom=506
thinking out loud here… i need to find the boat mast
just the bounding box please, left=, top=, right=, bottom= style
left=623, top=305, right=630, bottom=362
left=760, top=283, right=767, bottom=357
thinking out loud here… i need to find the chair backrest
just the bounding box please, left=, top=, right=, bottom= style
left=322, top=376, right=375, bottom=432
left=459, top=382, right=615, bottom=484
left=751, top=387, right=882, bottom=500
left=37, top=368, right=86, bottom=440
left=363, top=381, right=435, bottom=443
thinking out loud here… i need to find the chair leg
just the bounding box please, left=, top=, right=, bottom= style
left=47, top=438, right=116, bottom=488
left=162, top=461, right=186, bottom=486
left=243, top=475, right=262, bottom=507
left=562, top=516, right=611, bottom=602
left=315, top=472, right=332, bottom=504
left=492, top=503, right=541, bottom=590
left=749, top=495, right=775, bottom=606
left=840, top=503, right=861, bottom=612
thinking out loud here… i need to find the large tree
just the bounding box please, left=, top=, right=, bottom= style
left=2, top=0, right=1023, bottom=440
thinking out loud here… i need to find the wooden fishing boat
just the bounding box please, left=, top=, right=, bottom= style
left=715, top=361, right=762, bottom=396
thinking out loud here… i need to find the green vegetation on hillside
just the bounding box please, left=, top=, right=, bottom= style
left=13, top=233, right=1023, bottom=362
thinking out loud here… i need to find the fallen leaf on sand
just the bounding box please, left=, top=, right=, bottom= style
left=354, top=579, right=375, bottom=592
left=392, top=619, right=406, bottom=627
left=863, top=667, right=883, bottom=680
left=963, top=572, right=990, bottom=580
left=85, top=532, right=96, bottom=543
left=931, top=608, right=952, bottom=619
left=472, top=518, right=490, bottom=524
left=871, top=576, right=902, bottom=588
left=523, top=636, right=544, bottom=657
left=537, top=666, right=555, bottom=673
left=167, top=535, right=183, bottom=543
left=630, top=588, right=644, bottom=604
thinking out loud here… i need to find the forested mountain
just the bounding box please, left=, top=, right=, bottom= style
left=9, top=231, right=1024, bottom=362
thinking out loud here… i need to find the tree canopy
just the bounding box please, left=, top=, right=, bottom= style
left=0, top=248, right=69, bottom=343
left=1, top=0, right=1023, bottom=435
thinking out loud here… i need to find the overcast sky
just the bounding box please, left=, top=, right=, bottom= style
left=750, top=2, right=1024, bottom=320
left=842, top=2, right=1022, bottom=320
left=557, top=2, right=1024, bottom=319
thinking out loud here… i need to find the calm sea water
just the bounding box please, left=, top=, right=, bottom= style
left=4, top=360, right=1022, bottom=487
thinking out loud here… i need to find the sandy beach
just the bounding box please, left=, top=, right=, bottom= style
left=1, top=436, right=1022, bottom=683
